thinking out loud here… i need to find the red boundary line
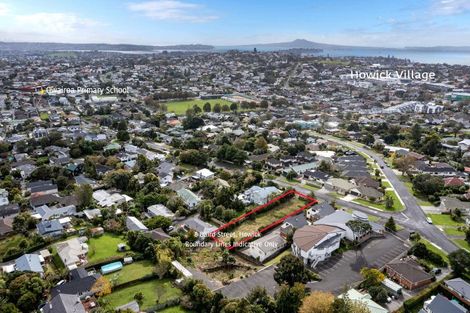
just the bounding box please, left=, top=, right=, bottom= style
left=208, top=189, right=318, bottom=250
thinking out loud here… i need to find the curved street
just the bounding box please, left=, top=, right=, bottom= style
left=279, top=133, right=459, bottom=253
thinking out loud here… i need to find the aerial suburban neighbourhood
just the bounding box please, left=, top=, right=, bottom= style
left=1, top=1, right=470, bottom=313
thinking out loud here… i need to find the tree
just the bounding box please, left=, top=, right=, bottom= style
left=385, top=217, right=397, bottom=232
left=254, top=136, right=268, bottom=152
left=213, top=103, right=222, bottom=113
left=144, top=215, right=172, bottom=230
left=345, top=220, right=372, bottom=237
left=230, top=102, right=238, bottom=112
left=360, top=267, right=385, bottom=289
left=92, top=276, right=112, bottom=296
left=246, top=287, right=276, bottom=313
left=410, top=123, right=422, bottom=146
left=75, top=184, right=93, bottom=209
left=421, top=133, right=442, bottom=157
left=299, top=290, right=334, bottom=313
left=275, top=283, right=306, bottom=313
left=179, top=149, right=208, bottom=166
left=412, top=174, right=444, bottom=197
left=384, top=195, right=394, bottom=210
left=286, top=170, right=297, bottom=180
left=12, top=212, right=37, bottom=234
left=368, top=286, right=389, bottom=304
left=117, top=130, right=130, bottom=141
left=332, top=296, right=371, bottom=313
left=203, top=102, right=211, bottom=112
left=393, top=155, right=415, bottom=175
left=448, top=249, right=470, bottom=275
left=154, top=245, right=173, bottom=278
left=274, top=254, right=314, bottom=286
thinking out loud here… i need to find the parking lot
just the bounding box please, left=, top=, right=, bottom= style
left=308, top=233, right=410, bottom=294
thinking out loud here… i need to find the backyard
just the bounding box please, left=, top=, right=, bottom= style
left=103, top=279, right=181, bottom=310
left=87, top=233, right=128, bottom=263
left=105, top=260, right=155, bottom=285
left=184, top=246, right=260, bottom=282
left=218, top=196, right=311, bottom=244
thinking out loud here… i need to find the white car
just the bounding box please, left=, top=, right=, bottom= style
left=426, top=217, right=433, bottom=224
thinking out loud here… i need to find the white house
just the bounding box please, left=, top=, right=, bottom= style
left=193, top=168, right=215, bottom=180
left=292, top=225, right=343, bottom=268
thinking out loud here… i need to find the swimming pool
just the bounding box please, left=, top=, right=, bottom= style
left=101, top=261, right=123, bottom=274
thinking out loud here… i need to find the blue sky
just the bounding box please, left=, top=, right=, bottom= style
left=0, top=0, right=470, bottom=47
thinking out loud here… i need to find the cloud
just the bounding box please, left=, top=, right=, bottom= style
left=128, top=0, right=218, bottom=22
left=430, top=0, right=470, bottom=15
left=0, top=2, right=9, bottom=16
left=15, top=13, right=101, bottom=34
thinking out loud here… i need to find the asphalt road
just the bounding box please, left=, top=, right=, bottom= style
left=314, top=135, right=458, bottom=253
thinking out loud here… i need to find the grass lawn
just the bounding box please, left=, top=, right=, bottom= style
left=353, top=190, right=403, bottom=212
left=381, top=181, right=392, bottom=189
left=39, top=112, right=49, bottom=120
left=264, top=250, right=291, bottom=267
left=443, top=228, right=466, bottom=236
left=104, top=279, right=181, bottom=310
left=402, top=180, right=434, bottom=206
left=87, top=233, right=128, bottom=263
left=0, top=234, right=25, bottom=258
left=220, top=197, right=310, bottom=243
left=105, top=260, right=154, bottom=285
left=164, top=99, right=233, bottom=115
left=418, top=239, right=449, bottom=263
left=158, top=306, right=191, bottom=313
left=427, top=214, right=464, bottom=227
left=454, top=239, right=470, bottom=251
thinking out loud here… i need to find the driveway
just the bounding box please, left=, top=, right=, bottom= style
left=308, top=233, right=409, bottom=295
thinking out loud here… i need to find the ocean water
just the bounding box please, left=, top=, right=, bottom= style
left=215, top=46, right=470, bottom=65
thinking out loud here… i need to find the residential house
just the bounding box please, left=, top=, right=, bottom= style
left=246, top=230, right=286, bottom=262
left=147, top=204, right=175, bottom=219
left=41, top=293, right=86, bottom=313
left=385, top=259, right=434, bottom=290
left=176, top=188, right=201, bottom=209
left=3, top=253, right=45, bottom=276
left=283, top=162, right=317, bottom=176
left=193, top=168, right=215, bottom=180
left=442, top=278, right=470, bottom=307
left=92, top=190, right=133, bottom=208
left=28, top=180, right=58, bottom=196
left=440, top=197, right=470, bottom=215
left=182, top=217, right=217, bottom=240
left=351, top=186, right=384, bottom=202
left=443, top=177, right=465, bottom=188
left=37, top=219, right=64, bottom=237
left=55, top=237, right=89, bottom=270
left=35, top=204, right=77, bottom=221
left=324, top=178, right=355, bottom=195
left=339, top=289, right=388, bottom=313
left=292, top=224, right=343, bottom=268
left=157, top=162, right=175, bottom=187
left=420, top=294, right=467, bottom=313
left=51, top=268, right=101, bottom=299
left=239, top=186, right=280, bottom=205
left=314, top=210, right=381, bottom=242
left=306, top=202, right=336, bottom=222
left=303, top=170, right=330, bottom=185
left=126, top=216, right=148, bottom=232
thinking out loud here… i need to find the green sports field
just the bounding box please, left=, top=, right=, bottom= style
left=164, top=99, right=233, bottom=115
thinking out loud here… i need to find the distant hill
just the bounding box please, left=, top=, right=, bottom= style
left=222, top=39, right=388, bottom=50
left=223, top=39, right=470, bottom=53
left=0, top=42, right=214, bottom=52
